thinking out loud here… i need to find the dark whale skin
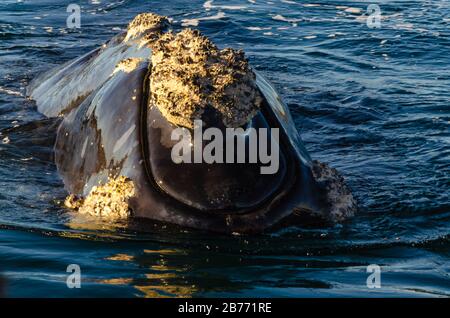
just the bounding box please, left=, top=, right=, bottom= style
left=50, top=59, right=327, bottom=233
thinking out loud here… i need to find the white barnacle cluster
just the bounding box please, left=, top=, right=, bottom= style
left=65, top=176, right=135, bottom=220
left=150, top=28, right=262, bottom=129
left=113, top=13, right=262, bottom=130
left=113, top=57, right=144, bottom=75
left=311, top=160, right=357, bottom=222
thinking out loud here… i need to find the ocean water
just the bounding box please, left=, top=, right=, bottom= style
left=0, top=0, right=449, bottom=297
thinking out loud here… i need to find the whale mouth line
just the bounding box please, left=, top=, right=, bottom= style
left=140, top=66, right=299, bottom=218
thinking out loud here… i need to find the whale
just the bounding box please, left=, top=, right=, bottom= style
left=27, top=13, right=356, bottom=234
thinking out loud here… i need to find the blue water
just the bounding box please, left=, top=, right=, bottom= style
left=0, top=0, right=449, bottom=297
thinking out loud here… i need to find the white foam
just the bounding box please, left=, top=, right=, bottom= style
left=204, top=0, right=213, bottom=10
left=0, top=87, right=22, bottom=97
left=2, top=136, right=10, bottom=144
left=395, top=23, right=414, bottom=30
left=271, top=14, right=301, bottom=23
left=344, top=7, right=361, bottom=14
left=246, top=26, right=272, bottom=31
left=203, top=0, right=246, bottom=11
left=181, top=11, right=226, bottom=27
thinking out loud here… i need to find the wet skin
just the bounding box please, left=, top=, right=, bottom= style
left=28, top=30, right=332, bottom=233
left=51, top=60, right=327, bottom=233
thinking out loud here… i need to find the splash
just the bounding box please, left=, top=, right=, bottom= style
left=311, top=161, right=357, bottom=222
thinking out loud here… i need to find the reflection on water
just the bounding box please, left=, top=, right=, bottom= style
left=99, top=246, right=335, bottom=298
left=101, top=250, right=196, bottom=298
left=66, top=212, right=129, bottom=232
left=0, top=274, right=5, bottom=297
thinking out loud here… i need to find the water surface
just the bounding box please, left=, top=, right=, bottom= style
left=0, top=0, right=449, bottom=297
